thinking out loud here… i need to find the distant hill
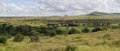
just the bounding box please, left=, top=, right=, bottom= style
left=87, top=11, right=110, bottom=16
left=87, top=11, right=120, bottom=16
left=111, top=13, right=120, bottom=16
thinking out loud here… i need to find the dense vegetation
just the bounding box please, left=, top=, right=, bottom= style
left=0, top=23, right=106, bottom=37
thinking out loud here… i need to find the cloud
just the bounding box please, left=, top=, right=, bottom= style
left=0, top=0, right=120, bottom=16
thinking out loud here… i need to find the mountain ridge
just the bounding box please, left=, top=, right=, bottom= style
left=87, top=11, right=120, bottom=16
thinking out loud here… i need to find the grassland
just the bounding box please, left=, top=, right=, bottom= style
left=0, top=29, right=119, bottom=51
left=0, top=16, right=119, bottom=51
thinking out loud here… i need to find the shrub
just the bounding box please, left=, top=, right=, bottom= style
left=112, top=40, right=120, bottom=47
left=92, top=27, right=101, bottom=32
left=16, top=25, right=32, bottom=36
left=30, top=31, right=39, bottom=42
left=6, top=34, right=12, bottom=39
left=0, top=36, right=7, bottom=44
left=47, top=30, right=57, bottom=37
left=13, top=33, right=24, bottom=42
left=37, top=26, right=57, bottom=36
left=68, top=28, right=79, bottom=34
left=30, top=35, right=39, bottom=42
left=111, top=25, right=120, bottom=29
left=82, top=28, right=89, bottom=33
left=37, top=26, right=48, bottom=34
left=56, top=29, right=67, bottom=35
left=65, top=45, right=77, bottom=51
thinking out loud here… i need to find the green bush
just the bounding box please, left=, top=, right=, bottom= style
left=37, top=26, right=58, bottom=36
left=68, top=28, right=80, bottom=34
left=30, top=31, right=39, bottom=42
left=6, top=34, right=12, bottom=39
left=56, top=29, right=67, bottom=35
left=30, top=35, right=39, bottom=42
left=111, top=25, right=120, bottom=29
left=65, top=45, right=77, bottom=51
left=0, top=36, right=7, bottom=44
left=82, top=28, right=89, bottom=33
left=112, top=40, right=120, bottom=47
left=47, top=30, right=57, bottom=37
left=92, top=27, right=101, bottom=32
left=13, top=33, right=24, bottom=42
left=16, top=25, right=32, bottom=36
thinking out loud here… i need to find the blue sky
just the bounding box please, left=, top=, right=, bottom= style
left=0, top=0, right=120, bottom=16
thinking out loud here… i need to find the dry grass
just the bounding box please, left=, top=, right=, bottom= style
left=0, top=29, right=119, bottom=51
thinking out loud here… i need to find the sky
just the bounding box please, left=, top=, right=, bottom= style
left=0, top=0, right=120, bottom=16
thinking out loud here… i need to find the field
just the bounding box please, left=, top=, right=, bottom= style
left=0, top=29, right=120, bottom=51
left=0, top=15, right=120, bottom=51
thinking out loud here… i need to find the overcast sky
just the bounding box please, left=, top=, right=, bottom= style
left=0, top=0, right=120, bottom=16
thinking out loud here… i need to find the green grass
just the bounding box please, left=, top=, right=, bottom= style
left=0, top=29, right=120, bottom=51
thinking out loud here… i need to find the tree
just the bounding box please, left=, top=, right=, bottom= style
left=49, top=30, right=57, bottom=37
left=0, top=36, right=7, bottom=44
left=13, top=33, right=24, bottom=42
left=68, top=28, right=79, bottom=34
left=82, top=28, right=89, bottom=33
left=56, top=29, right=67, bottom=35
left=16, top=25, right=32, bottom=36
left=37, top=26, right=58, bottom=36
left=6, top=25, right=16, bottom=35
left=0, top=23, right=8, bottom=34
left=92, top=27, right=101, bottom=32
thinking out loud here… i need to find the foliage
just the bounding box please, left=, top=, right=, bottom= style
left=82, top=28, right=89, bottom=33
left=16, top=25, right=32, bottom=36
left=92, top=27, right=102, bottom=32
left=0, top=36, right=7, bottom=44
left=56, top=29, right=68, bottom=35
left=0, top=23, right=10, bottom=34
left=13, top=33, right=24, bottom=42
left=112, top=40, right=120, bottom=47
left=48, top=30, right=57, bottom=37
left=111, top=25, right=120, bottom=29
left=68, top=28, right=80, bottom=34
left=30, top=31, right=39, bottom=42
left=37, top=26, right=57, bottom=36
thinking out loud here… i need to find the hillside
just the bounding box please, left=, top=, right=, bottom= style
left=86, top=11, right=120, bottom=17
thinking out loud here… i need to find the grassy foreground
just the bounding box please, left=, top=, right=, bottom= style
left=0, top=29, right=120, bottom=51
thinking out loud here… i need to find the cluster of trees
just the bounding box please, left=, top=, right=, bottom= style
left=0, top=23, right=39, bottom=44
left=0, top=23, right=104, bottom=44
left=82, top=27, right=102, bottom=33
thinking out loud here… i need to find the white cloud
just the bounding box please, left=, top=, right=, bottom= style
left=0, top=0, right=120, bottom=16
